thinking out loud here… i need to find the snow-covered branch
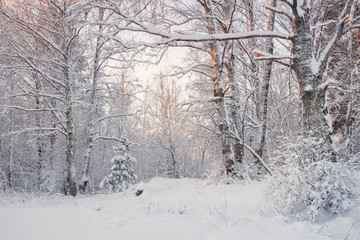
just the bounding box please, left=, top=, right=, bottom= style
left=169, top=31, right=292, bottom=42
left=315, top=0, right=354, bottom=75
left=93, top=113, right=132, bottom=126
left=253, top=48, right=293, bottom=60
left=0, top=105, right=64, bottom=112
left=265, top=5, right=292, bottom=20
left=94, top=136, right=123, bottom=142
left=1, top=127, right=66, bottom=137
left=230, top=132, right=273, bottom=176
left=89, top=1, right=292, bottom=45
left=280, top=0, right=293, bottom=7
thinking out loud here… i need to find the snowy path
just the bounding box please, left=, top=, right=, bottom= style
left=0, top=178, right=359, bottom=240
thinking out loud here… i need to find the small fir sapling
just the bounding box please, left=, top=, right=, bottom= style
left=100, top=138, right=137, bottom=192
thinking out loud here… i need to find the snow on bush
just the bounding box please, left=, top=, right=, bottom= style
left=266, top=136, right=357, bottom=221
left=206, top=160, right=253, bottom=185
left=100, top=138, right=137, bottom=192
left=39, top=169, right=60, bottom=193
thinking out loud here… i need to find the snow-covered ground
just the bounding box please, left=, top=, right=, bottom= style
left=0, top=178, right=359, bottom=240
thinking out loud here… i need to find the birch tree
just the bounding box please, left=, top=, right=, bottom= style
left=256, top=0, right=277, bottom=157
left=286, top=0, right=354, bottom=157
left=0, top=0, right=87, bottom=196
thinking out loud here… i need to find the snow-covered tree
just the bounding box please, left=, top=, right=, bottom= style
left=100, top=138, right=137, bottom=192
left=0, top=0, right=89, bottom=196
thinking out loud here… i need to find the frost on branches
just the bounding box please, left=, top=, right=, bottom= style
left=266, top=136, right=357, bottom=222
left=100, top=138, right=137, bottom=192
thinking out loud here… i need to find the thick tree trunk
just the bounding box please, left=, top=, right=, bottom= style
left=293, top=9, right=330, bottom=140
left=344, top=16, right=355, bottom=156
left=291, top=0, right=354, bottom=158
left=218, top=95, right=236, bottom=174
left=293, top=4, right=327, bottom=139
left=228, top=53, right=244, bottom=164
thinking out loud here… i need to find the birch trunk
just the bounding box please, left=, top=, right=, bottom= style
left=246, top=0, right=261, bottom=120
left=205, top=0, right=235, bottom=174
left=257, top=0, right=277, bottom=157
left=34, top=75, right=44, bottom=190
left=223, top=0, right=244, bottom=165
left=79, top=9, right=104, bottom=193
left=166, top=146, right=178, bottom=178
left=64, top=56, right=77, bottom=197
left=228, top=53, right=244, bottom=164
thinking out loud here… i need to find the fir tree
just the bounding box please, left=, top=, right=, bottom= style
left=100, top=138, right=137, bottom=192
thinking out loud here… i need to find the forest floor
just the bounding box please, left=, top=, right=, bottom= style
left=0, top=177, right=359, bottom=240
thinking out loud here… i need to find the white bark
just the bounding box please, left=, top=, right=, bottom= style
left=34, top=74, right=44, bottom=190
left=257, top=0, right=277, bottom=158
left=79, top=8, right=104, bottom=193
left=205, top=0, right=235, bottom=174
left=64, top=53, right=77, bottom=196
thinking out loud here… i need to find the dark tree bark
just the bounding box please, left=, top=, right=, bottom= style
left=291, top=0, right=354, bottom=155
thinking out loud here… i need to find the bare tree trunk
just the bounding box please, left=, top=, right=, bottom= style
left=246, top=0, right=260, bottom=120
left=344, top=9, right=355, bottom=156
left=34, top=75, right=44, bottom=190
left=257, top=0, right=277, bottom=158
left=292, top=0, right=354, bottom=158
left=79, top=9, right=104, bottom=193
left=202, top=0, right=236, bottom=174
left=223, top=0, right=244, bottom=166
left=8, top=78, right=14, bottom=189
left=166, top=146, right=178, bottom=178
left=228, top=53, right=244, bottom=165
left=64, top=56, right=77, bottom=197
left=294, top=13, right=330, bottom=139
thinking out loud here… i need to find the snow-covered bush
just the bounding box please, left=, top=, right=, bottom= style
left=206, top=160, right=252, bottom=185
left=100, top=138, right=137, bottom=192
left=39, top=169, right=60, bottom=193
left=266, top=136, right=357, bottom=221
left=230, top=162, right=252, bottom=182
